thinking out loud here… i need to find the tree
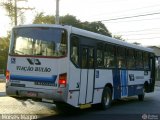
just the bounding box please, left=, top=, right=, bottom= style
left=1, top=0, right=34, bottom=26
left=60, top=14, right=81, bottom=28
left=33, top=12, right=55, bottom=24
left=33, top=13, right=112, bottom=37
left=0, top=35, right=10, bottom=74
left=82, top=21, right=112, bottom=37
left=113, top=35, right=125, bottom=41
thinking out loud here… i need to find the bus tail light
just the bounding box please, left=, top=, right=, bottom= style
left=6, top=70, right=10, bottom=82
left=58, top=73, right=67, bottom=88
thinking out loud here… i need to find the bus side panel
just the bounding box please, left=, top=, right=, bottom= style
left=127, top=70, right=150, bottom=96
left=67, top=62, right=80, bottom=107
left=93, top=69, right=113, bottom=104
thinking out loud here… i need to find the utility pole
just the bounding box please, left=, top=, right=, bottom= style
left=14, top=0, right=34, bottom=26
left=14, top=0, right=17, bottom=25
left=55, top=0, right=59, bottom=24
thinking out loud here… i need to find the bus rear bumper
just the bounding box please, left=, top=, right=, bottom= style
left=6, top=85, right=68, bottom=102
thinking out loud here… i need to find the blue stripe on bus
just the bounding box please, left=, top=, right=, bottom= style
left=121, top=70, right=128, bottom=96
left=113, top=69, right=121, bottom=99
left=10, top=75, right=57, bottom=83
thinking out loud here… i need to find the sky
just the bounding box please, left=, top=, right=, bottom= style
left=0, top=0, right=160, bottom=46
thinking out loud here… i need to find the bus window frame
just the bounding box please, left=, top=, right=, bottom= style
left=70, top=35, right=80, bottom=68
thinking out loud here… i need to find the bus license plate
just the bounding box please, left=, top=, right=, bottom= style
left=27, top=91, right=37, bottom=97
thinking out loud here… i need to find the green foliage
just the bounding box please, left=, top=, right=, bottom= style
left=1, top=0, right=32, bottom=25
left=60, top=14, right=81, bottom=28
left=113, top=35, right=125, bottom=41
left=2, top=1, right=15, bottom=23
left=81, top=21, right=112, bottom=37
left=33, top=13, right=112, bottom=37
left=0, top=35, right=10, bottom=74
left=33, top=12, right=55, bottom=24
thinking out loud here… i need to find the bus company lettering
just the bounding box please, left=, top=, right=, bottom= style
left=35, top=67, right=51, bottom=72
left=16, top=66, right=33, bottom=71
left=16, top=66, right=51, bottom=72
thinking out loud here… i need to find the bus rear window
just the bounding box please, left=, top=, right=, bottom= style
left=11, top=27, right=67, bottom=57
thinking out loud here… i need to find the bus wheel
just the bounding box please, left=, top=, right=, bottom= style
left=138, top=87, right=145, bottom=101
left=100, top=87, right=112, bottom=110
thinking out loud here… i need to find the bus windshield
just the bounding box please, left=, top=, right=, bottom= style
left=11, top=27, right=67, bottom=57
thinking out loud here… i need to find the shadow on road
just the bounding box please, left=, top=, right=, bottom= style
left=38, top=107, right=139, bottom=120
left=38, top=107, right=96, bottom=120
left=111, top=97, right=139, bottom=106
left=37, top=97, right=143, bottom=120
left=36, top=96, right=150, bottom=120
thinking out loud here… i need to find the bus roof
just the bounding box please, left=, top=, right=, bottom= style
left=13, top=24, right=153, bottom=53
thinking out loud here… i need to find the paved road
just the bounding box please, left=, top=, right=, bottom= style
left=40, top=87, right=160, bottom=120
left=0, top=82, right=160, bottom=120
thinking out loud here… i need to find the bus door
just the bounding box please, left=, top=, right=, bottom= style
left=120, top=70, right=128, bottom=97
left=79, top=46, right=95, bottom=104
left=113, top=68, right=121, bottom=99
left=113, top=69, right=128, bottom=99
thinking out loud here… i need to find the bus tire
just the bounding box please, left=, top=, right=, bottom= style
left=100, top=87, right=112, bottom=110
left=138, top=94, right=144, bottom=101
left=138, top=87, right=145, bottom=101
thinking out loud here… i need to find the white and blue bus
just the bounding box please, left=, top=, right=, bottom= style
left=6, top=24, right=155, bottom=109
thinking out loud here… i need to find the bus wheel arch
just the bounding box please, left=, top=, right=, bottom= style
left=105, top=83, right=113, bottom=95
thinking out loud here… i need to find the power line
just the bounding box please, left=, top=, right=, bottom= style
left=103, top=17, right=160, bottom=23
left=99, top=12, right=160, bottom=22
left=114, top=28, right=160, bottom=34
left=126, top=37, right=160, bottom=40
left=88, top=4, right=160, bottom=20
left=122, top=32, right=160, bottom=36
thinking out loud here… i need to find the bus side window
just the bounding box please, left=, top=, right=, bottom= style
left=143, top=52, right=149, bottom=70
left=117, top=47, right=126, bottom=68
left=96, top=43, right=104, bottom=68
left=127, top=49, right=135, bottom=69
left=82, top=48, right=88, bottom=68
left=104, top=44, right=115, bottom=68
left=89, top=48, right=94, bottom=69
left=71, top=36, right=79, bottom=67
left=135, top=51, right=143, bottom=69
